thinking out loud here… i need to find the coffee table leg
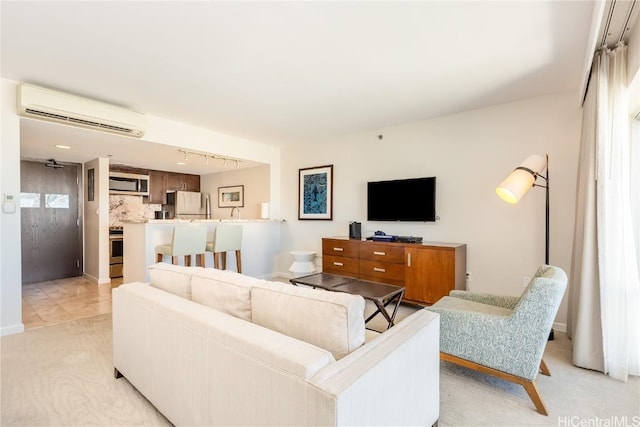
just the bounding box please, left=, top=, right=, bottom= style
left=365, top=289, right=405, bottom=330
left=387, top=289, right=405, bottom=328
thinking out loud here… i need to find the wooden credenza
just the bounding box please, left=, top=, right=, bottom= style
left=322, top=237, right=466, bottom=305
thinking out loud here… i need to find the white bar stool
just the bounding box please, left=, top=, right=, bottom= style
left=289, top=250, right=316, bottom=278
left=206, top=225, right=243, bottom=273
left=156, top=225, right=208, bottom=267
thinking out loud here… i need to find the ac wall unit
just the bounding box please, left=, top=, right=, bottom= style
left=17, top=83, right=146, bottom=138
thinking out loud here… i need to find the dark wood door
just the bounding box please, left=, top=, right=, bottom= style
left=20, top=160, right=82, bottom=284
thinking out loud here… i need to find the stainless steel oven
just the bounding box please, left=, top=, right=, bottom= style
left=109, top=227, right=124, bottom=278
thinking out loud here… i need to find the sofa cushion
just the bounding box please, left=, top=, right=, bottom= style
left=148, top=262, right=202, bottom=300
left=190, top=268, right=263, bottom=321
left=251, top=282, right=366, bottom=359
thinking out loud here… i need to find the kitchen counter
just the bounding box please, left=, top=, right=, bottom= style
left=123, top=220, right=282, bottom=283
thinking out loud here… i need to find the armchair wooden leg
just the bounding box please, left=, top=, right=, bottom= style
left=440, top=352, right=549, bottom=416
left=185, top=255, right=192, bottom=266
left=522, top=380, right=548, bottom=416
left=157, top=253, right=163, bottom=262
left=214, top=253, right=221, bottom=269
left=539, top=359, right=551, bottom=376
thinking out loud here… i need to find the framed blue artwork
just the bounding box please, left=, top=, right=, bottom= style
left=298, top=165, right=333, bottom=220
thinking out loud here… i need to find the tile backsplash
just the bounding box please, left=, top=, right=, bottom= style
left=110, top=195, right=161, bottom=226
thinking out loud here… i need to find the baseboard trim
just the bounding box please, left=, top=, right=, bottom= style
left=1, top=323, right=25, bottom=337
left=83, top=273, right=111, bottom=285
left=553, top=322, right=567, bottom=333
left=83, top=273, right=98, bottom=283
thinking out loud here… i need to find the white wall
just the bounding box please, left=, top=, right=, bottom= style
left=83, top=158, right=110, bottom=284
left=143, top=115, right=281, bottom=219
left=0, top=79, right=24, bottom=336
left=201, top=164, right=271, bottom=219
left=278, top=92, right=582, bottom=329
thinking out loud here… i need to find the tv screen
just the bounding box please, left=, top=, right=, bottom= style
left=367, top=177, right=436, bottom=222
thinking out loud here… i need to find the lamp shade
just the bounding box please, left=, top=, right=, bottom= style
left=496, top=155, right=547, bottom=204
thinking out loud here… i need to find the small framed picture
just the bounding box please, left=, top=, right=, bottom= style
left=218, top=185, right=244, bottom=208
left=298, top=165, right=333, bottom=220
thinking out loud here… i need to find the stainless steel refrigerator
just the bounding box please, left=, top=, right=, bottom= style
left=165, top=191, right=211, bottom=219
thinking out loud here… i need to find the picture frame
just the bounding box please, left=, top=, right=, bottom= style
left=298, top=165, right=333, bottom=220
left=218, top=185, right=244, bottom=208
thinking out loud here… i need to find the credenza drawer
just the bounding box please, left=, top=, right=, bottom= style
left=322, top=239, right=359, bottom=258
left=323, top=255, right=359, bottom=276
left=359, top=244, right=405, bottom=263
left=359, top=260, right=405, bottom=283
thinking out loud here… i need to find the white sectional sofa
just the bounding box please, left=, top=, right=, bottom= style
left=112, top=263, right=440, bottom=426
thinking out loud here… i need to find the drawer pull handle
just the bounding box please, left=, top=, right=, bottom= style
left=407, top=253, right=412, bottom=267
left=373, top=251, right=386, bottom=256
left=373, top=267, right=386, bottom=273
left=333, top=262, right=344, bottom=266
left=333, top=247, right=344, bottom=252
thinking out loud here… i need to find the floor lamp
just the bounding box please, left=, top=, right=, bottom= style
left=496, top=154, right=553, bottom=339
left=495, top=154, right=549, bottom=263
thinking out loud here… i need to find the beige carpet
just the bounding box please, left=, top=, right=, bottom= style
left=1, top=309, right=639, bottom=427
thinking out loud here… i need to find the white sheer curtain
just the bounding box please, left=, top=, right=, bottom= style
left=568, top=43, right=640, bottom=382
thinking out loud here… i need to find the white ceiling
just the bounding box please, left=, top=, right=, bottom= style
left=2, top=1, right=598, bottom=174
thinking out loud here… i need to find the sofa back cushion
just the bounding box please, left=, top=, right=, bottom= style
left=190, top=268, right=263, bottom=321
left=251, top=282, right=366, bottom=359
left=148, top=262, right=201, bottom=300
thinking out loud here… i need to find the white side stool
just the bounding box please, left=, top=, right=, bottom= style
left=289, top=250, right=316, bottom=278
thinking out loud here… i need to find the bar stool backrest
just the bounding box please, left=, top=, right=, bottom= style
left=211, top=225, right=243, bottom=253
left=171, top=226, right=208, bottom=256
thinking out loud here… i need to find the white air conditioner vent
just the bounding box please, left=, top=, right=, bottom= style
left=17, top=83, right=146, bottom=137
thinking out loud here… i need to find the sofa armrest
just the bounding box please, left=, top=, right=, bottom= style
left=310, top=309, right=440, bottom=427
left=449, top=290, right=519, bottom=309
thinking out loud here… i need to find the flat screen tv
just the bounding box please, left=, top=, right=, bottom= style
left=367, top=177, right=436, bottom=222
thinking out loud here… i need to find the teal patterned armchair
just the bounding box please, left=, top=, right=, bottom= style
left=426, top=265, right=567, bottom=415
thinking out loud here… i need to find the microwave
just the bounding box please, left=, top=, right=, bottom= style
left=109, top=172, right=149, bottom=196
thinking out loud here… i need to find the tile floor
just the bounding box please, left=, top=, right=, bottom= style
left=22, top=276, right=123, bottom=330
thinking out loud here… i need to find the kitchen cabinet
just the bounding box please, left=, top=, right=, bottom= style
left=147, top=170, right=167, bottom=204
left=166, top=172, right=200, bottom=192
left=145, top=171, right=200, bottom=204
left=110, top=164, right=200, bottom=204
left=322, top=237, right=466, bottom=305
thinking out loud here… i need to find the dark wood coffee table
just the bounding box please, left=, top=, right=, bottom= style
left=290, top=273, right=405, bottom=330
